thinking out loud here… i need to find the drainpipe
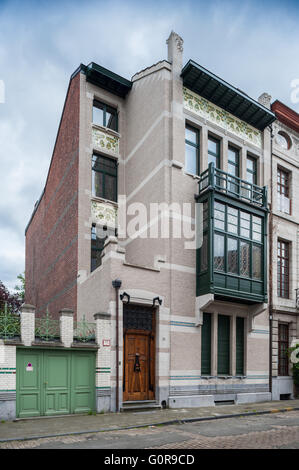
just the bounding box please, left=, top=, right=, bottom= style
left=268, top=124, right=274, bottom=395
left=112, top=278, right=122, bottom=412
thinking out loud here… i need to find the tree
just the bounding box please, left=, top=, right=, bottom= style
left=14, top=272, right=25, bottom=303
left=0, top=280, right=22, bottom=313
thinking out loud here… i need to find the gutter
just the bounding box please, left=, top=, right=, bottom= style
left=112, top=279, right=122, bottom=412
left=268, top=124, right=274, bottom=394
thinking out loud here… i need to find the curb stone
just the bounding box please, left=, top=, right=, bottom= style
left=0, top=406, right=299, bottom=443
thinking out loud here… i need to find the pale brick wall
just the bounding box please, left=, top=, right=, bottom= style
left=20, top=304, right=35, bottom=346
left=94, top=313, right=111, bottom=396
left=0, top=345, right=16, bottom=392
left=59, top=309, right=74, bottom=347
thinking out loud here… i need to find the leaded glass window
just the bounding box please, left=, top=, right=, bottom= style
left=240, top=241, right=250, bottom=277
left=227, top=237, right=238, bottom=274
left=214, top=233, right=225, bottom=271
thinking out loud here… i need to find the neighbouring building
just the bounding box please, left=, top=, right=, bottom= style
left=22, top=31, right=299, bottom=417
left=269, top=100, right=299, bottom=400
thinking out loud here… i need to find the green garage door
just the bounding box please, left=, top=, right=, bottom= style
left=16, top=349, right=95, bottom=418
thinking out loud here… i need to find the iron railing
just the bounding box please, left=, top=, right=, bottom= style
left=74, top=315, right=96, bottom=343
left=0, top=302, right=21, bottom=340
left=35, top=309, right=60, bottom=342
left=198, top=163, right=267, bottom=208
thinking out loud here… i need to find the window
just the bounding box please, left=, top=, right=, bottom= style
left=93, top=101, right=118, bottom=131
left=228, top=146, right=240, bottom=194
left=208, top=136, right=220, bottom=168
left=217, top=315, right=230, bottom=375
left=236, top=317, right=244, bottom=375
left=276, top=131, right=291, bottom=150
left=212, top=202, right=263, bottom=280
left=278, top=323, right=289, bottom=376
left=92, top=154, right=117, bottom=202
left=91, top=224, right=116, bottom=272
left=201, top=313, right=211, bottom=375
left=277, top=240, right=289, bottom=298
left=277, top=168, right=291, bottom=214
left=246, top=156, right=257, bottom=185
left=185, top=125, right=200, bottom=175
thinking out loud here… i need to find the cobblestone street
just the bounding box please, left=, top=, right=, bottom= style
left=1, top=410, right=299, bottom=449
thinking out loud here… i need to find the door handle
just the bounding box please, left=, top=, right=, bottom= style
left=134, top=353, right=141, bottom=372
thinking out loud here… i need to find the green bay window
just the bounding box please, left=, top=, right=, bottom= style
left=92, top=154, right=117, bottom=202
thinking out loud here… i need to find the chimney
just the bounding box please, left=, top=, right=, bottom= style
left=166, top=31, right=184, bottom=72
left=258, top=92, right=272, bottom=109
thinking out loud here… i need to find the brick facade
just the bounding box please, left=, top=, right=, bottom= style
left=25, top=73, right=80, bottom=318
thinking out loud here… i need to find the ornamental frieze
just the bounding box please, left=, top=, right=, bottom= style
left=183, top=87, right=262, bottom=149
left=92, top=127, right=119, bottom=154
left=91, top=200, right=117, bottom=228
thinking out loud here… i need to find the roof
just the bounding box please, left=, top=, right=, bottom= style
left=81, top=63, right=132, bottom=98
left=181, top=60, right=276, bottom=131
left=271, top=100, right=299, bottom=134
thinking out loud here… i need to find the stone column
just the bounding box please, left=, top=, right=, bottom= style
left=94, top=312, right=111, bottom=412
left=20, top=304, right=35, bottom=346
left=59, top=309, right=74, bottom=347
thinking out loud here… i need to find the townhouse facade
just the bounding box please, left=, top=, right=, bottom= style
left=269, top=100, right=299, bottom=400
left=22, top=31, right=298, bottom=416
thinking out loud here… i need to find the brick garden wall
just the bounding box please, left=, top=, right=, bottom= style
left=25, top=72, right=80, bottom=318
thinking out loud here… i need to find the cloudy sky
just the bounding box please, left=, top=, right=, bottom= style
left=0, top=0, right=299, bottom=291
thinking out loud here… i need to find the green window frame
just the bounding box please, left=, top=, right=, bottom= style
left=185, top=125, right=200, bottom=175
left=92, top=154, right=117, bottom=202
left=208, top=135, right=220, bottom=169
left=246, top=156, right=257, bottom=185
left=93, top=100, right=118, bottom=131
left=212, top=202, right=263, bottom=281
left=236, top=317, right=244, bottom=375
left=217, top=315, right=230, bottom=375
left=228, top=146, right=240, bottom=195
left=201, top=313, right=211, bottom=375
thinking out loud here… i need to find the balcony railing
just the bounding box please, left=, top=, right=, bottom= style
left=198, top=163, right=267, bottom=208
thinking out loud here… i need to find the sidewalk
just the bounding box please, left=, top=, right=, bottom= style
left=1, top=399, right=299, bottom=442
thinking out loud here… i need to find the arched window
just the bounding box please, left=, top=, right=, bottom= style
left=276, top=131, right=291, bottom=150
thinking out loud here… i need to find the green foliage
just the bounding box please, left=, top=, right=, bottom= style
left=287, top=343, right=299, bottom=386
left=14, top=272, right=25, bottom=303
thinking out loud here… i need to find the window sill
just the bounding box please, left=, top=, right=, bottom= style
left=184, top=170, right=201, bottom=180
left=92, top=123, right=121, bottom=139
left=91, top=196, right=118, bottom=208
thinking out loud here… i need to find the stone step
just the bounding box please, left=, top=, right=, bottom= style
left=120, top=400, right=162, bottom=412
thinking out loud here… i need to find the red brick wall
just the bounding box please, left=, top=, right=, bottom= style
left=25, top=72, right=80, bottom=319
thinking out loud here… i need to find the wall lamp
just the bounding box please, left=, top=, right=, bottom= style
left=120, top=292, right=130, bottom=304
left=152, top=296, right=162, bottom=307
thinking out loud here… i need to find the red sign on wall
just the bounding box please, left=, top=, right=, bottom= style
left=102, top=339, right=111, bottom=347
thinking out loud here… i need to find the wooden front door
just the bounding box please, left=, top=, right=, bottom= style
left=123, top=305, right=155, bottom=402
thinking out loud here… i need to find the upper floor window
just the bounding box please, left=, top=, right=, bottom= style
left=246, top=156, right=257, bottom=185
left=276, top=131, right=291, bottom=150
left=278, top=323, right=289, bottom=376
left=92, top=154, right=117, bottom=202
left=208, top=136, right=220, bottom=168
left=277, top=239, right=289, bottom=298
left=185, top=125, right=200, bottom=175
left=228, top=146, right=240, bottom=194
left=277, top=167, right=291, bottom=214
left=91, top=224, right=116, bottom=272
left=93, top=100, right=118, bottom=131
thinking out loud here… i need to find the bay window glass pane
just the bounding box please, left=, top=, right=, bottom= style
left=214, top=234, right=225, bottom=271
left=240, top=211, right=250, bottom=238
left=214, top=202, right=225, bottom=230
left=252, top=216, right=262, bottom=242
left=200, top=233, right=208, bottom=271
left=227, top=207, right=238, bottom=234
left=227, top=237, right=238, bottom=274
left=240, top=241, right=250, bottom=277
left=252, top=245, right=262, bottom=279
left=185, top=143, right=197, bottom=174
